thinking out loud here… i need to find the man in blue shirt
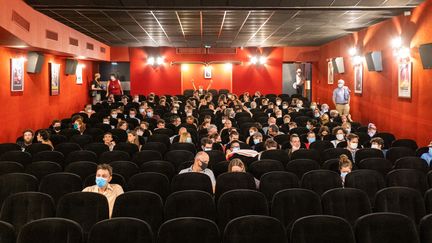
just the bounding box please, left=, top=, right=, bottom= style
left=332, top=79, right=351, bottom=116
left=420, top=141, right=432, bottom=166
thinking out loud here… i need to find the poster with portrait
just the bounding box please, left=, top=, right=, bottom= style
left=76, top=65, right=83, bottom=84
left=11, top=58, right=24, bottom=92
left=354, top=64, right=363, bottom=94
left=327, top=61, right=334, bottom=84
left=49, top=63, right=60, bottom=96
left=204, top=66, right=212, bottom=79
left=398, top=62, right=411, bottom=98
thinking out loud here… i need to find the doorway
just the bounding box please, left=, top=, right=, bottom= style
left=282, top=62, right=312, bottom=99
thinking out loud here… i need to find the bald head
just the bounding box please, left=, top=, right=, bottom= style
left=193, top=151, right=210, bottom=171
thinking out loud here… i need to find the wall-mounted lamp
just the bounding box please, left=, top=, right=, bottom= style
left=391, top=37, right=410, bottom=62
left=348, top=47, right=363, bottom=66
left=147, top=56, right=164, bottom=66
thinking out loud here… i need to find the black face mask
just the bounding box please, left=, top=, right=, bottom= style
left=54, top=127, right=61, bottom=131
left=200, top=161, right=208, bottom=170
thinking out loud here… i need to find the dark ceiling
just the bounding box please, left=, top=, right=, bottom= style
left=25, top=0, right=423, bottom=47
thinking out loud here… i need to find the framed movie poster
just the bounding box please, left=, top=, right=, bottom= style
left=398, top=62, right=411, bottom=98
left=204, top=66, right=212, bottom=79
left=49, top=63, right=60, bottom=96
left=327, top=61, right=334, bottom=84
left=11, top=58, right=24, bottom=92
left=354, top=64, right=363, bottom=94
left=76, top=65, right=83, bottom=84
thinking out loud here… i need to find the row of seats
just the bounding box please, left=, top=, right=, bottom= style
left=0, top=190, right=429, bottom=243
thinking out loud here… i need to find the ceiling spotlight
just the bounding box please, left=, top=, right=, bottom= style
left=348, top=47, right=357, bottom=56
left=224, top=63, right=232, bottom=70
left=76, top=56, right=86, bottom=60
left=147, top=57, right=155, bottom=65
left=250, top=56, right=258, bottom=64
left=156, top=56, right=164, bottom=65
left=259, top=56, right=267, bottom=65
left=391, top=37, right=402, bottom=49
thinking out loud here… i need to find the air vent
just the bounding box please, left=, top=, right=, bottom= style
left=69, top=37, right=78, bottom=46
left=86, top=43, right=94, bottom=50
left=12, top=11, right=30, bottom=31
left=46, top=30, right=58, bottom=41
left=176, top=48, right=206, bottom=54
left=100, top=47, right=106, bottom=53
left=207, top=48, right=237, bottom=54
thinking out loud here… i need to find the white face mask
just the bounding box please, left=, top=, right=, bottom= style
left=103, top=121, right=110, bottom=125
left=345, top=128, right=351, bottom=134
left=130, top=114, right=135, bottom=118
left=139, top=108, right=145, bottom=113
left=136, top=130, right=144, bottom=136
left=282, top=105, right=288, bottom=109
left=310, top=105, right=316, bottom=110
left=221, top=119, right=226, bottom=124
left=338, top=83, right=344, bottom=88
left=276, top=101, right=281, bottom=106
left=296, top=103, right=302, bottom=108
left=249, top=131, right=255, bottom=137
left=350, top=142, right=358, bottom=149
left=336, top=134, right=344, bottom=141
left=371, top=144, right=379, bottom=149
left=111, top=114, right=117, bottom=119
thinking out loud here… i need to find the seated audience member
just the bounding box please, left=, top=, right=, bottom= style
left=257, top=139, right=278, bottom=159
left=81, top=104, right=95, bottom=117
left=367, top=123, right=377, bottom=138
left=51, top=120, right=62, bottom=134
left=139, top=121, right=152, bottom=137
left=132, top=95, right=140, bottom=103
left=127, top=131, right=141, bottom=150
left=179, top=151, right=215, bottom=191
left=185, top=116, right=197, bottom=127
left=209, top=133, right=224, bottom=152
left=73, top=118, right=86, bottom=135
left=305, top=131, right=316, bottom=149
left=370, top=137, right=385, bottom=153
left=331, top=126, right=346, bottom=147
left=179, top=132, right=192, bottom=143
left=228, top=158, right=260, bottom=188
left=288, top=122, right=297, bottom=131
left=421, top=141, right=432, bottom=166
left=103, top=132, right=116, bottom=151
left=251, top=132, right=263, bottom=148
left=346, top=133, right=360, bottom=161
left=36, top=129, right=54, bottom=150
left=155, top=119, right=166, bottom=130
left=320, top=113, right=330, bottom=125
left=309, top=102, right=318, bottom=111
left=339, top=154, right=352, bottom=186
left=318, top=126, right=330, bottom=140
left=145, top=107, right=160, bottom=120
left=201, top=137, right=214, bottom=151
left=306, top=119, right=317, bottom=131
left=128, top=108, right=140, bottom=123
left=167, top=115, right=182, bottom=134
left=263, top=117, right=277, bottom=135
left=226, top=140, right=241, bottom=155
left=117, top=120, right=128, bottom=131
left=120, top=95, right=129, bottom=105
left=207, top=124, right=218, bottom=137
left=329, top=110, right=339, bottom=122
left=342, top=122, right=352, bottom=134
left=268, top=124, right=284, bottom=138
left=82, top=164, right=124, bottom=218
left=320, top=103, right=330, bottom=115
left=288, top=134, right=301, bottom=156
left=17, top=129, right=34, bottom=151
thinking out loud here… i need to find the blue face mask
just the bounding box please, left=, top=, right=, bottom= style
left=308, top=138, right=316, bottom=144
left=95, top=177, right=108, bottom=188
left=185, top=137, right=192, bottom=143
left=253, top=139, right=260, bottom=145
left=73, top=123, right=79, bottom=130
left=232, top=147, right=240, bottom=152
left=429, top=147, right=432, bottom=155
left=340, top=172, right=348, bottom=180
left=306, top=124, right=311, bottom=130
left=147, top=112, right=153, bottom=118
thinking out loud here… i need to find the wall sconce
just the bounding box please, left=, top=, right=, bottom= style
left=147, top=56, right=164, bottom=66
left=348, top=47, right=363, bottom=66
left=391, top=37, right=410, bottom=62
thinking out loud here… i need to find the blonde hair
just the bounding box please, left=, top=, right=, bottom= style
left=228, top=158, right=245, bottom=172
left=339, top=154, right=353, bottom=170
left=179, top=132, right=191, bottom=143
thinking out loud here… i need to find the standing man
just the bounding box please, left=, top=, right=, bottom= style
left=294, top=68, right=305, bottom=95
left=332, top=79, right=351, bottom=116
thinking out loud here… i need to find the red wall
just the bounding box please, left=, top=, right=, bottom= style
left=0, top=46, right=92, bottom=143
left=313, top=0, right=432, bottom=146
left=128, top=46, right=319, bottom=95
